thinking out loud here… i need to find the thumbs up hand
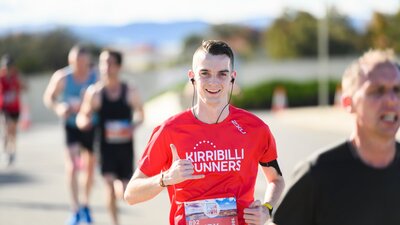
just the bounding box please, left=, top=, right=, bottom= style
left=162, top=144, right=205, bottom=186
left=170, top=143, right=181, bottom=162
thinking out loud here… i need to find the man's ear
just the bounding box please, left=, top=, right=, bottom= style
left=341, top=95, right=353, bottom=113
left=188, top=70, right=195, bottom=83
left=231, top=71, right=237, bottom=80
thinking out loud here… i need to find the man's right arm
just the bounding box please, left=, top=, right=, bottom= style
left=76, top=84, right=100, bottom=130
left=124, top=144, right=205, bottom=205
left=124, top=169, right=164, bottom=205
left=43, top=70, right=69, bottom=118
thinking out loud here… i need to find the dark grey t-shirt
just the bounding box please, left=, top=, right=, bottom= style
left=273, top=141, right=400, bottom=225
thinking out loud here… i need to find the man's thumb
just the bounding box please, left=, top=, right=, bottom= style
left=170, top=144, right=180, bottom=161
left=250, top=200, right=261, bottom=208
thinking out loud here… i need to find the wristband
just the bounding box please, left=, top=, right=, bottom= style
left=262, top=202, right=273, bottom=216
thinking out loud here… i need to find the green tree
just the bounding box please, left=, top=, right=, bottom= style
left=328, top=7, right=363, bottom=54
left=37, top=28, right=79, bottom=71
left=263, top=9, right=317, bottom=59
left=0, top=28, right=100, bottom=74
left=179, top=34, right=205, bottom=65
left=210, top=24, right=261, bottom=60
left=366, top=12, right=391, bottom=49
left=365, top=9, right=400, bottom=52
left=263, top=8, right=362, bottom=59
left=391, top=10, right=400, bottom=52
left=0, top=33, right=43, bottom=72
left=179, top=24, right=261, bottom=64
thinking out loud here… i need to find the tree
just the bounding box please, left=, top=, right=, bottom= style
left=209, top=24, right=261, bottom=60
left=263, top=9, right=317, bottom=59
left=263, top=8, right=362, bottom=59
left=179, top=24, right=261, bottom=64
left=179, top=34, right=205, bottom=65
left=37, top=28, right=79, bottom=71
left=0, top=33, right=44, bottom=72
left=365, top=9, right=400, bottom=52
left=0, top=28, right=100, bottom=74
left=327, top=7, right=363, bottom=54
left=391, top=10, right=400, bottom=52
left=366, top=12, right=391, bottom=49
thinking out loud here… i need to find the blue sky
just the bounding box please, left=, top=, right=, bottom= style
left=0, top=0, right=399, bottom=28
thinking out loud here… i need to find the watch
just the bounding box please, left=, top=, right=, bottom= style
left=262, top=202, right=273, bottom=216
left=159, top=172, right=168, bottom=187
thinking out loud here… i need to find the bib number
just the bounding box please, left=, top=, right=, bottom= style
left=105, top=120, right=132, bottom=143
left=184, top=197, right=238, bottom=225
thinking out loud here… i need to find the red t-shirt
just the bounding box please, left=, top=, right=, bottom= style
left=139, top=105, right=278, bottom=225
left=0, top=68, right=21, bottom=113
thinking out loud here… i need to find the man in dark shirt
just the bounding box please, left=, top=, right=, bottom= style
left=273, top=49, right=400, bottom=225
left=77, top=49, right=144, bottom=225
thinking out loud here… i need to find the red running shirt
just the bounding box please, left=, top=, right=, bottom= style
left=0, top=68, right=21, bottom=113
left=138, top=105, right=278, bottom=225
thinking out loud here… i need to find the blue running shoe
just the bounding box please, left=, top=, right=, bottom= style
left=79, top=206, right=93, bottom=224
left=66, top=210, right=80, bottom=225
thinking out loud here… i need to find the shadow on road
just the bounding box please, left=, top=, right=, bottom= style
left=0, top=171, right=37, bottom=186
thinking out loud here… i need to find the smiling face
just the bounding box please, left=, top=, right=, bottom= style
left=190, top=51, right=236, bottom=108
left=350, top=62, right=400, bottom=139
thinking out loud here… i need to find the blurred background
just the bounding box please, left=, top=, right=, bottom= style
left=1, top=0, right=400, bottom=224
left=1, top=0, right=399, bottom=123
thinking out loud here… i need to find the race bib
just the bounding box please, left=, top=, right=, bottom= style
left=105, top=120, right=132, bottom=143
left=184, top=197, right=238, bottom=225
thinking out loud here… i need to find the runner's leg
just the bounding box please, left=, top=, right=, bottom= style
left=104, top=174, right=119, bottom=225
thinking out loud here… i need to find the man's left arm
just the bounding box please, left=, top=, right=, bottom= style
left=243, top=161, right=285, bottom=225
left=260, top=160, right=285, bottom=206
left=128, top=84, right=144, bottom=128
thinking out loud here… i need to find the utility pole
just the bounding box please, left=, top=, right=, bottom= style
left=318, top=2, right=329, bottom=106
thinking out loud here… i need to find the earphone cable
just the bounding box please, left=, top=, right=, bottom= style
left=215, top=82, right=234, bottom=124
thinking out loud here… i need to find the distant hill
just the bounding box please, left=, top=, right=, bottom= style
left=68, top=18, right=275, bottom=46
left=0, top=18, right=274, bottom=47
left=0, top=21, right=210, bottom=47
left=70, top=21, right=210, bottom=46
left=0, top=16, right=367, bottom=47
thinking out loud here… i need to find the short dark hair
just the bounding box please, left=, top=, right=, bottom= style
left=102, top=49, right=123, bottom=66
left=196, top=40, right=234, bottom=70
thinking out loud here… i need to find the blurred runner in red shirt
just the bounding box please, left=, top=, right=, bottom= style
left=0, top=54, right=23, bottom=166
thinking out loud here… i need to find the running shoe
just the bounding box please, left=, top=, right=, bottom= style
left=66, top=210, right=80, bottom=225
left=79, top=206, right=93, bottom=224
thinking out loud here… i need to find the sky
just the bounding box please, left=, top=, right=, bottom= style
left=0, top=0, right=399, bottom=28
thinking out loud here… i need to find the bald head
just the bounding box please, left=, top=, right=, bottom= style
left=342, top=49, right=399, bottom=97
left=68, top=45, right=91, bottom=73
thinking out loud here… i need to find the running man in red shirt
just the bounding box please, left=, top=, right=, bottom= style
left=124, top=40, right=285, bottom=225
left=0, top=54, right=24, bottom=166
